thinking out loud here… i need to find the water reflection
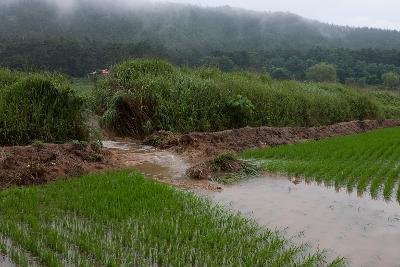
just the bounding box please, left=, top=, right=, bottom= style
left=0, top=254, right=14, bottom=267
left=209, top=175, right=400, bottom=267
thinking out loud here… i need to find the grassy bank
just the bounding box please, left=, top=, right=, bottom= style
left=241, top=127, right=400, bottom=203
left=94, top=59, right=400, bottom=137
left=0, top=69, right=88, bottom=145
left=0, top=170, right=344, bottom=266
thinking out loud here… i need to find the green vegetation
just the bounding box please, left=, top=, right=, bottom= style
left=0, top=69, right=88, bottom=145
left=382, top=72, right=400, bottom=89
left=2, top=1, right=400, bottom=87
left=371, top=90, right=400, bottom=118
left=210, top=154, right=258, bottom=185
left=0, top=169, right=344, bottom=266
left=306, top=63, right=337, bottom=83
left=241, top=127, right=400, bottom=202
left=95, top=59, right=400, bottom=136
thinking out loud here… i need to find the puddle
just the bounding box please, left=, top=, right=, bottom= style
left=209, top=175, right=400, bottom=267
left=103, top=141, right=190, bottom=179
left=0, top=255, right=14, bottom=267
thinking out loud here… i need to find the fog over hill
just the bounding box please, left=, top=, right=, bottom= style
left=2, top=0, right=400, bottom=51
left=1, top=0, right=400, bottom=81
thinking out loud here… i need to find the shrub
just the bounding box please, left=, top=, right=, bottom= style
left=0, top=73, right=88, bottom=145
left=0, top=68, right=21, bottom=88
left=226, top=95, right=254, bottom=128
left=32, top=140, right=46, bottom=150
left=382, top=72, right=400, bottom=89
left=271, top=67, right=291, bottom=80
left=94, top=59, right=393, bottom=137
left=306, top=62, right=337, bottom=83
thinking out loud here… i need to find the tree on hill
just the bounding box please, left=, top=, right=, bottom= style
left=271, top=67, right=291, bottom=80
left=382, top=72, right=400, bottom=89
left=306, top=63, right=337, bottom=83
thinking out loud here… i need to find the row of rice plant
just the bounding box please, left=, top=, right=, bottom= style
left=94, top=59, right=400, bottom=136
left=241, top=127, right=400, bottom=203
left=0, top=170, right=345, bottom=266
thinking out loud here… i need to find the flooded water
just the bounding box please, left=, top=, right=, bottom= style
left=103, top=141, right=190, bottom=179
left=102, top=140, right=400, bottom=266
left=0, top=255, right=14, bottom=267
left=209, top=175, right=400, bottom=267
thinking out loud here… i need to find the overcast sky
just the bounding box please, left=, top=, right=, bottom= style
left=166, top=0, right=400, bottom=30
left=7, top=0, right=399, bottom=30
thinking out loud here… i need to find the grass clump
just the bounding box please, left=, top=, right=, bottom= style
left=32, top=140, right=46, bottom=150
left=94, top=59, right=399, bottom=137
left=0, top=169, right=344, bottom=266
left=0, top=71, right=88, bottom=145
left=210, top=154, right=259, bottom=185
left=241, top=127, right=400, bottom=203
left=186, top=153, right=259, bottom=182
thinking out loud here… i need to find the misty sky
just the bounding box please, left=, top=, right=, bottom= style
left=168, top=0, right=400, bottom=30
left=14, top=0, right=400, bottom=30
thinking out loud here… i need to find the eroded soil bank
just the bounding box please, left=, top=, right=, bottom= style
left=208, top=175, right=400, bottom=267
left=146, top=119, right=400, bottom=158
left=1, top=119, right=399, bottom=190
left=0, top=143, right=113, bottom=190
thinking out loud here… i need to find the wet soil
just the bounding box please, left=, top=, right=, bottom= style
left=0, top=143, right=113, bottom=190
left=208, top=175, right=400, bottom=267
left=146, top=119, right=400, bottom=159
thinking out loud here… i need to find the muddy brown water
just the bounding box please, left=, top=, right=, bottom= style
left=208, top=175, right=400, bottom=267
left=103, top=141, right=190, bottom=179
left=104, top=141, right=400, bottom=267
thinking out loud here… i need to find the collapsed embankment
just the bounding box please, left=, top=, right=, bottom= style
left=146, top=119, right=400, bottom=159
left=1, top=119, right=400, bottom=189
left=0, top=143, right=113, bottom=190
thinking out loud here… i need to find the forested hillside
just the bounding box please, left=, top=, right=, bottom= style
left=1, top=0, right=400, bottom=86
left=3, top=0, right=400, bottom=50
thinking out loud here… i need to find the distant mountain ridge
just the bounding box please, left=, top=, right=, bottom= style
left=1, top=0, right=400, bottom=51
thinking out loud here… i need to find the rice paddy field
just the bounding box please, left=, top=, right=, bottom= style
left=241, top=127, right=400, bottom=203
left=0, top=169, right=344, bottom=267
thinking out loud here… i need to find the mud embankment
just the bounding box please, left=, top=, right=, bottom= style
left=0, top=143, right=113, bottom=190
left=1, top=119, right=399, bottom=190
left=145, top=119, right=400, bottom=158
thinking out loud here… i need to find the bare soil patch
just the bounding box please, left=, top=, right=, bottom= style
left=145, top=119, right=400, bottom=159
left=0, top=143, right=113, bottom=190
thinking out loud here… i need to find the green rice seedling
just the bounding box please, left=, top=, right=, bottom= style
left=241, top=127, right=400, bottom=203
left=0, top=169, right=344, bottom=266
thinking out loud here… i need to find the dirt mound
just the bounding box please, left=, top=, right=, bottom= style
left=146, top=119, right=400, bottom=158
left=0, top=143, right=113, bottom=189
left=186, top=154, right=258, bottom=180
